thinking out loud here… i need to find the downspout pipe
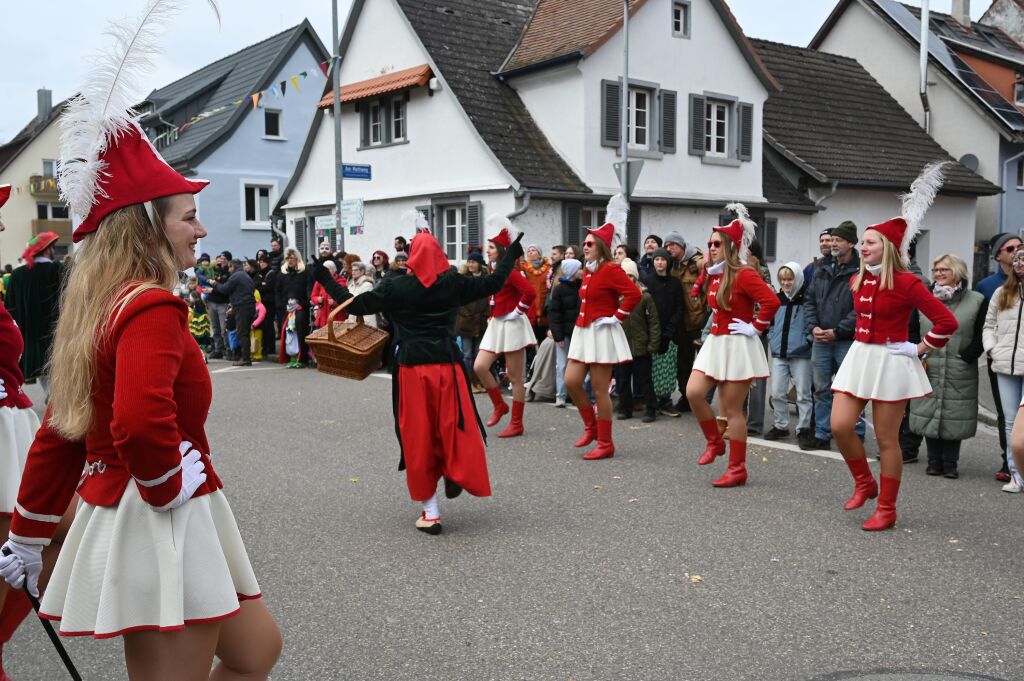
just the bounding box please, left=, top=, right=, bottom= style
left=814, top=180, right=840, bottom=208
left=920, top=0, right=932, bottom=133
left=507, top=189, right=532, bottom=220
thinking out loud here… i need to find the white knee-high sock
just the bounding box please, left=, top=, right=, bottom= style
left=421, top=494, right=440, bottom=520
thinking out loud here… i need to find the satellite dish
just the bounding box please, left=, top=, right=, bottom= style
left=959, top=153, right=980, bottom=172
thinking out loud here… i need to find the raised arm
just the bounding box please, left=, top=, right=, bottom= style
left=457, top=234, right=525, bottom=304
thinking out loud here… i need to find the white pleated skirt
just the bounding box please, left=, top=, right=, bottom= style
left=831, top=341, right=932, bottom=402
left=0, top=406, right=40, bottom=516
left=567, top=323, right=633, bottom=365
left=691, top=334, right=769, bottom=382
left=479, top=314, right=536, bottom=354
left=40, top=484, right=261, bottom=639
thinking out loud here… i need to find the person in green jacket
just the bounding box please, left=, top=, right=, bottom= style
left=615, top=259, right=660, bottom=422
left=312, top=216, right=524, bottom=535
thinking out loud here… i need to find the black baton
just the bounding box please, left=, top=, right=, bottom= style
left=2, top=546, right=82, bottom=680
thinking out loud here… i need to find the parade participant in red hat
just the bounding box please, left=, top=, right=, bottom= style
left=0, top=185, right=75, bottom=681
left=474, top=215, right=537, bottom=438
left=564, top=194, right=642, bottom=460
left=686, top=203, right=780, bottom=487
left=0, top=2, right=285, bottom=678
left=830, top=162, right=958, bottom=531
left=312, top=211, right=525, bottom=534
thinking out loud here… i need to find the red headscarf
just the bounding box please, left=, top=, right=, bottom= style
left=405, top=232, right=451, bottom=288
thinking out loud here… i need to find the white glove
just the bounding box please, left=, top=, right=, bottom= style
left=886, top=341, right=919, bottom=358
left=728, top=318, right=758, bottom=337
left=151, top=442, right=208, bottom=512
left=0, top=540, right=44, bottom=597
left=500, top=310, right=523, bottom=321
left=0, top=377, right=6, bottom=401
left=593, top=316, right=620, bottom=327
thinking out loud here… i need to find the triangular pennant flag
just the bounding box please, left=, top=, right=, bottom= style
left=271, top=85, right=279, bottom=97
left=319, top=61, right=329, bottom=78
left=300, top=71, right=308, bottom=78
left=290, top=76, right=301, bottom=93
left=280, top=81, right=287, bottom=97
left=251, top=92, right=261, bottom=109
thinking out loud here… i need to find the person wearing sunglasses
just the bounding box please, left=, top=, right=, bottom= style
left=474, top=216, right=537, bottom=438
left=686, top=204, right=779, bottom=487
left=564, top=194, right=642, bottom=460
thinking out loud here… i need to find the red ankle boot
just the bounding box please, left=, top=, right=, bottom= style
left=843, top=456, right=878, bottom=510
left=697, top=419, right=726, bottom=465
left=0, top=588, right=33, bottom=681
left=712, top=440, right=747, bottom=487
left=862, top=475, right=900, bottom=531
left=499, top=401, right=525, bottom=437
left=583, top=418, right=615, bottom=460
left=485, top=387, right=509, bottom=427
left=0, top=645, right=9, bottom=681
left=574, top=404, right=597, bottom=447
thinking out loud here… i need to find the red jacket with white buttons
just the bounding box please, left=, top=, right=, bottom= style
left=0, top=306, right=32, bottom=410
left=490, top=269, right=536, bottom=318
left=706, top=267, right=780, bottom=336
left=576, top=261, right=642, bottom=327
left=10, top=290, right=222, bottom=545
left=852, top=270, right=958, bottom=348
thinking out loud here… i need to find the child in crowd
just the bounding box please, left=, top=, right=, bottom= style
left=765, top=261, right=813, bottom=441
left=251, top=290, right=266, bottom=362
left=281, top=298, right=302, bottom=368
left=225, top=304, right=239, bottom=361
left=188, top=291, right=211, bottom=353
left=615, top=259, right=660, bottom=422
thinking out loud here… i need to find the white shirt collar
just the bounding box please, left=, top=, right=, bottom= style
left=865, top=263, right=882, bottom=275
left=706, top=261, right=725, bottom=275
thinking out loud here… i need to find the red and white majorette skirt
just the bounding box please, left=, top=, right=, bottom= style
left=567, top=323, right=632, bottom=365
left=692, top=334, right=769, bottom=382
left=831, top=341, right=932, bottom=402
left=479, top=314, right=536, bottom=354
left=0, top=406, right=40, bottom=516
left=39, top=485, right=261, bottom=638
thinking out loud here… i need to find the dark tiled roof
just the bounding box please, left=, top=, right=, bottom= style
left=903, top=3, right=1024, bottom=62
left=761, top=154, right=815, bottom=208
left=395, top=0, right=590, bottom=193
left=0, top=100, right=68, bottom=174
left=752, top=38, right=999, bottom=196
left=142, top=20, right=328, bottom=169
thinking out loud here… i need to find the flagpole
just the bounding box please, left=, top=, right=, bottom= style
left=332, top=0, right=345, bottom=252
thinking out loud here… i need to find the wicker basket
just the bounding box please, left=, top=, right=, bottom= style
left=307, top=297, right=389, bottom=380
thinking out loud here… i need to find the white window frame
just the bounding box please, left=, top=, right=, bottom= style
left=441, top=203, right=468, bottom=261
left=1015, top=81, right=1024, bottom=107
left=672, top=1, right=691, bottom=38
left=42, top=159, right=58, bottom=178
left=704, top=99, right=729, bottom=158
left=240, top=180, right=277, bottom=230
left=1017, top=159, right=1024, bottom=190
left=36, top=202, right=68, bottom=220
left=581, top=207, right=607, bottom=230
left=628, top=87, right=651, bottom=150
left=369, top=101, right=384, bottom=146
left=392, top=96, right=407, bottom=141
left=263, top=109, right=284, bottom=140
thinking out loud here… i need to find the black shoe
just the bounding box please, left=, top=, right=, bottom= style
left=208, top=351, right=224, bottom=360
left=659, top=405, right=681, bottom=417
left=926, top=463, right=943, bottom=476
left=902, top=451, right=919, bottom=464
left=674, top=398, right=691, bottom=413
left=444, top=478, right=463, bottom=499
left=642, top=410, right=657, bottom=424
left=763, top=427, right=790, bottom=441
left=232, top=360, right=252, bottom=367
left=943, top=469, right=959, bottom=479
left=616, top=411, right=632, bottom=421
left=799, top=436, right=830, bottom=451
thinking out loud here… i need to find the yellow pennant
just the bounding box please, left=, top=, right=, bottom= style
left=290, top=76, right=301, bottom=93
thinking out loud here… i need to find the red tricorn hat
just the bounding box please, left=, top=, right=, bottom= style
left=0, top=185, right=10, bottom=209
left=71, top=124, right=208, bottom=243
left=866, top=217, right=907, bottom=252
left=22, top=232, right=60, bottom=268
left=716, top=219, right=746, bottom=249
left=587, top=222, right=616, bottom=248
left=486, top=214, right=514, bottom=248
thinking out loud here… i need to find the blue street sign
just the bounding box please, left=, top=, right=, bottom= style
left=342, top=164, right=372, bottom=180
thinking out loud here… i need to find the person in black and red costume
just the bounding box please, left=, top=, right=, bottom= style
left=312, top=211, right=524, bottom=534
left=474, top=216, right=537, bottom=438
left=0, top=4, right=283, bottom=678
left=687, top=204, right=780, bottom=487
left=831, top=162, right=958, bottom=531
left=566, top=194, right=642, bottom=460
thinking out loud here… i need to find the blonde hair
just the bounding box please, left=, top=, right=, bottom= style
left=709, top=231, right=747, bottom=312
left=852, top=230, right=906, bottom=292
left=997, top=251, right=1024, bottom=311
left=48, top=200, right=179, bottom=439
left=281, top=247, right=305, bottom=273
left=933, top=254, right=968, bottom=286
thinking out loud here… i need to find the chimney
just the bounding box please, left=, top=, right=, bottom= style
left=951, top=0, right=971, bottom=26
left=37, top=88, right=52, bottom=125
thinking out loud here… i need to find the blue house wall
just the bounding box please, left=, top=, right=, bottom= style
left=195, top=42, right=326, bottom=258
left=1000, top=138, right=1024, bottom=236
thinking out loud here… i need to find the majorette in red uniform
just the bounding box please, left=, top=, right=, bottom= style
left=0, top=184, right=48, bottom=681
left=687, top=204, right=780, bottom=487
left=566, top=194, right=642, bottom=460
left=831, top=162, right=958, bottom=531
left=0, top=3, right=282, bottom=673
left=474, top=216, right=537, bottom=438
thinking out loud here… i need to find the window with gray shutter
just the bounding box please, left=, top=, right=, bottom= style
left=737, top=102, right=753, bottom=162
left=659, top=90, right=677, bottom=153
left=626, top=204, right=642, bottom=249
left=688, top=93, right=706, bottom=156
left=467, top=201, right=482, bottom=251
left=601, top=80, right=621, bottom=148
left=415, top=204, right=434, bottom=238
left=564, top=203, right=583, bottom=246
left=360, top=104, right=370, bottom=148
left=294, top=218, right=307, bottom=258
left=765, top=217, right=777, bottom=262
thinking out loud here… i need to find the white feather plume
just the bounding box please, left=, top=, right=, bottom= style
left=605, top=193, right=629, bottom=249
left=898, top=160, right=949, bottom=264
left=724, top=202, right=757, bottom=263
left=486, top=213, right=512, bottom=236
left=58, top=0, right=221, bottom=222
left=400, top=209, right=431, bottom=233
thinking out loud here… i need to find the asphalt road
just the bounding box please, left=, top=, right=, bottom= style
left=6, top=362, right=1022, bottom=681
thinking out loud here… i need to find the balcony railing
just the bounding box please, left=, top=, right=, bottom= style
left=31, top=219, right=72, bottom=240
left=28, top=175, right=59, bottom=198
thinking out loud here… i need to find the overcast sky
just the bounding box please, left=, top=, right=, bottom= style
left=0, top=1, right=990, bottom=144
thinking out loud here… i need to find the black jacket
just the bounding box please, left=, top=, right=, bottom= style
left=642, top=270, right=684, bottom=339
left=313, top=241, right=523, bottom=366
left=547, top=279, right=581, bottom=343
left=804, top=252, right=860, bottom=341
left=213, top=270, right=256, bottom=307
left=277, top=267, right=310, bottom=307
left=254, top=267, right=278, bottom=309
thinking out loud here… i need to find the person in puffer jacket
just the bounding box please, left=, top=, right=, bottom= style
left=765, top=262, right=812, bottom=442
